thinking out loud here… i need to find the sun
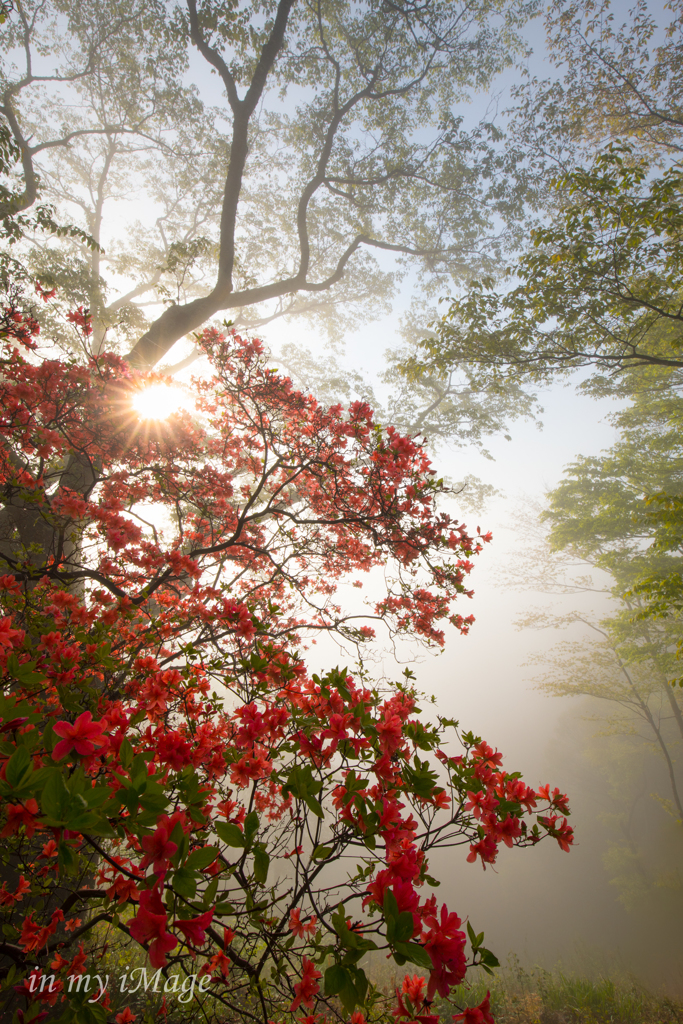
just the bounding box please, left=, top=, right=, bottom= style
left=132, top=383, right=193, bottom=420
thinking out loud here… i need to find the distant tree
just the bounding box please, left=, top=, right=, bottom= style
left=512, top=0, right=683, bottom=169
left=504, top=366, right=683, bottom=910
left=398, top=0, right=683, bottom=435
left=407, top=147, right=683, bottom=398
left=626, top=493, right=683, bottom=647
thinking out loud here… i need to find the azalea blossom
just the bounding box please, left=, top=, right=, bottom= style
left=453, top=992, right=495, bottom=1024
left=176, top=908, right=214, bottom=947
left=290, top=957, right=321, bottom=1011
left=139, top=825, right=178, bottom=875
left=1, top=799, right=39, bottom=839
left=0, top=315, right=575, bottom=1019
left=52, top=710, right=106, bottom=760
left=128, top=888, right=178, bottom=968
left=422, top=904, right=468, bottom=1001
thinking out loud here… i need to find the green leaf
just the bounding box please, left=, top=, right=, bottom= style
left=244, top=810, right=259, bottom=845
left=42, top=720, right=55, bottom=753
left=187, top=846, right=219, bottom=871
left=479, top=946, right=500, bottom=969
left=58, top=840, right=78, bottom=874
left=281, top=764, right=323, bottom=806
left=304, top=793, right=324, bottom=818
left=324, top=962, right=368, bottom=1013
left=214, top=900, right=235, bottom=915
left=39, top=770, right=68, bottom=820
left=118, top=736, right=134, bottom=768
left=86, top=817, right=117, bottom=838
left=5, top=745, right=31, bottom=788
left=352, top=966, right=368, bottom=1007
left=83, top=786, right=111, bottom=809
left=341, top=771, right=369, bottom=803
left=394, top=910, right=415, bottom=943
left=10, top=658, right=46, bottom=689
left=253, top=844, right=269, bottom=884
left=215, top=821, right=245, bottom=848
left=394, top=942, right=433, bottom=970
left=331, top=905, right=358, bottom=949
left=130, top=752, right=149, bottom=783
left=55, top=988, right=108, bottom=1024
left=402, top=757, right=440, bottom=798
left=383, top=887, right=400, bottom=922
left=467, top=921, right=485, bottom=951
left=311, top=844, right=333, bottom=861
left=324, top=963, right=347, bottom=997
left=202, top=877, right=219, bottom=909
left=172, top=866, right=197, bottom=899
left=173, top=827, right=190, bottom=866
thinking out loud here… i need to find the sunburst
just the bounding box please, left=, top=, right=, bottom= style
left=132, top=383, right=193, bottom=420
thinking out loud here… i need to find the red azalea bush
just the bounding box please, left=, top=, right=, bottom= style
left=0, top=299, right=572, bottom=1024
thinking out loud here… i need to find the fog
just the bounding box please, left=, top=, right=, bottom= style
left=294, top=344, right=683, bottom=993
left=265, top=290, right=681, bottom=994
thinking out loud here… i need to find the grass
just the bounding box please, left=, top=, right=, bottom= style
left=433, top=957, right=683, bottom=1023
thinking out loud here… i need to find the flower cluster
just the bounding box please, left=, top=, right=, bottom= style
left=0, top=309, right=572, bottom=1024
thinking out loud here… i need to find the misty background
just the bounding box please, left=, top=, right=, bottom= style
left=300, top=318, right=674, bottom=987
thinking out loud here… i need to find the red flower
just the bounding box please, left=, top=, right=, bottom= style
left=0, top=874, right=30, bottom=905
left=453, top=993, right=494, bottom=1024
left=128, top=887, right=178, bottom=968
left=200, top=951, right=231, bottom=979
left=402, top=975, right=426, bottom=1003
left=1, top=799, right=39, bottom=839
left=52, top=711, right=106, bottom=760
left=290, top=957, right=321, bottom=1011
left=19, top=914, right=58, bottom=952
left=421, top=904, right=467, bottom=1001
left=491, top=813, right=522, bottom=848
left=115, top=1010, right=137, bottom=1023
left=139, top=825, right=178, bottom=875
left=288, top=908, right=317, bottom=938
left=155, top=730, right=192, bottom=770
left=466, top=834, right=498, bottom=868
left=393, top=987, right=439, bottom=1024
left=66, top=306, right=92, bottom=335
left=13, top=966, right=62, bottom=1006
left=538, top=813, right=574, bottom=851
left=0, top=616, right=24, bottom=649
left=471, top=742, right=503, bottom=769
left=175, top=908, right=214, bottom=946
left=376, top=711, right=404, bottom=755
left=35, top=282, right=57, bottom=302
left=289, top=908, right=306, bottom=937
